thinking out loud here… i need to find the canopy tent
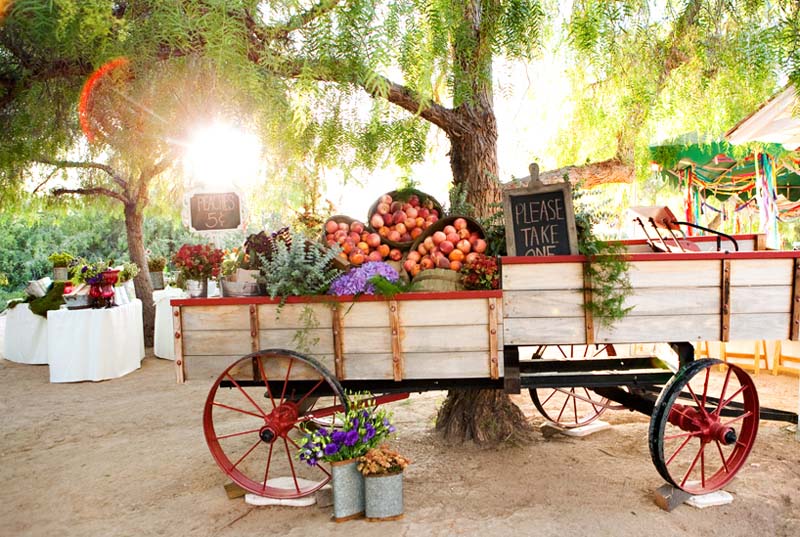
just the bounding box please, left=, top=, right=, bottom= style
left=726, top=85, right=800, bottom=151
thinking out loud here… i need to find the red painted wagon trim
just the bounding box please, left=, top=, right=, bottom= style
left=501, top=250, right=800, bottom=265
left=171, top=289, right=502, bottom=307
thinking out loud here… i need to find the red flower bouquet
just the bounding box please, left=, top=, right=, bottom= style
left=459, top=254, right=499, bottom=290
left=172, top=243, right=224, bottom=280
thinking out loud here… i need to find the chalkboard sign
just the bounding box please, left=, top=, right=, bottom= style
left=503, top=163, right=578, bottom=256
left=189, top=192, right=242, bottom=232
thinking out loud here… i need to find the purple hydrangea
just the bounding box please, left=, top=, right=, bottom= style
left=328, top=262, right=400, bottom=296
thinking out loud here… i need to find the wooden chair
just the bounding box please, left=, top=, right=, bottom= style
left=772, top=340, right=800, bottom=376
left=695, top=341, right=711, bottom=359
left=719, top=340, right=769, bottom=375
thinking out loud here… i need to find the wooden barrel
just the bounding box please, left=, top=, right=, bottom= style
left=411, top=268, right=464, bottom=292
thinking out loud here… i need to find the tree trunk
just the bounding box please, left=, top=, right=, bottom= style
left=447, top=106, right=503, bottom=216
left=124, top=201, right=155, bottom=346
left=536, top=158, right=635, bottom=189
left=436, top=388, right=532, bottom=444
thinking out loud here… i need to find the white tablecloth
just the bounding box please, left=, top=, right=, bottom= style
left=3, top=304, right=49, bottom=364
left=153, top=287, right=186, bottom=360
left=47, top=299, right=145, bottom=382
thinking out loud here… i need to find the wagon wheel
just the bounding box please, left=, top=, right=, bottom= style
left=528, top=344, right=617, bottom=428
left=649, top=359, right=759, bottom=494
left=203, top=349, right=347, bottom=499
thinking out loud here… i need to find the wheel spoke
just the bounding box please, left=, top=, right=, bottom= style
left=212, top=401, right=264, bottom=419
left=557, top=346, right=568, bottom=359
left=717, top=384, right=748, bottom=413
left=721, top=411, right=752, bottom=428
left=664, top=430, right=702, bottom=441
left=540, top=389, right=559, bottom=407
left=232, top=438, right=262, bottom=469
left=666, top=435, right=694, bottom=466
left=225, top=373, right=268, bottom=418
left=584, top=388, right=602, bottom=414
left=686, top=383, right=710, bottom=418
left=700, top=448, right=706, bottom=489
left=714, top=440, right=730, bottom=474
left=715, top=367, right=733, bottom=416
left=680, top=443, right=705, bottom=488
left=279, top=358, right=294, bottom=405
left=261, top=443, right=274, bottom=493
left=283, top=437, right=301, bottom=494
left=216, top=428, right=262, bottom=441
left=571, top=388, right=579, bottom=424
left=556, top=392, right=571, bottom=423
left=701, top=367, right=710, bottom=409
left=256, top=358, right=277, bottom=409
left=295, top=378, right=325, bottom=409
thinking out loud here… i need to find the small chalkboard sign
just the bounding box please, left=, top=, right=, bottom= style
left=503, top=163, right=578, bottom=256
left=189, top=192, right=242, bottom=232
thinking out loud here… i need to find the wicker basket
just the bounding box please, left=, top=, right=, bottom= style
left=411, top=268, right=464, bottom=292
left=366, top=189, right=443, bottom=250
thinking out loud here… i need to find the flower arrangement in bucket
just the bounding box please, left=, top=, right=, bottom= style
left=358, top=444, right=411, bottom=521
left=298, top=394, right=396, bottom=521
left=172, top=243, right=223, bottom=298
left=459, top=253, right=500, bottom=290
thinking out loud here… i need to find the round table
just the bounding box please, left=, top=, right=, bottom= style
left=153, top=287, right=187, bottom=360
left=3, top=303, right=49, bottom=364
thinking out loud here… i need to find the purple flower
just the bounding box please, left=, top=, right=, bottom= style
left=323, top=443, right=340, bottom=456
left=317, top=427, right=328, bottom=437
left=331, top=430, right=346, bottom=444
left=328, top=262, right=399, bottom=296
left=344, top=430, right=359, bottom=447
left=363, top=424, right=375, bottom=441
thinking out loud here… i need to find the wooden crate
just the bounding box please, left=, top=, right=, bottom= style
left=172, top=291, right=503, bottom=383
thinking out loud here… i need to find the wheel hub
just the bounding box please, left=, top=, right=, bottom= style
left=667, top=403, right=736, bottom=445
left=258, top=402, right=299, bottom=444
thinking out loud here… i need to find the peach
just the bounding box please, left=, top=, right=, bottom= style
left=416, top=217, right=425, bottom=229
left=411, top=228, right=423, bottom=239
left=427, top=214, right=438, bottom=225
left=404, top=217, right=416, bottom=229
left=432, top=231, right=447, bottom=245
left=394, top=222, right=407, bottom=235
left=439, top=240, right=455, bottom=255
left=473, top=239, right=487, bottom=253
left=388, top=230, right=401, bottom=242
left=370, top=213, right=385, bottom=229
left=450, top=260, right=462, bottom=271
left=400, top=232, right=412, bottom=242
left=349, top=231, right=360, bottom=242
left=339, top=222, right=349, bottom=232
left=407, top=251, right=421, bottom=262
left=449, top=249, right=464, bottom=262
left=349, top=251, right=365, bottom=266
left=443, top=225, right=456, bottom=236
left=342, top=242, right=354, bottom=254
left=390, top=201, right=403, bottom=213
left=366, top=233, right=381, bottom=248
left=423, top=237, right=435, bottom=251
left=325, top=220, right=339, bottom=234
left=350, top=221, right=365, bottom=234
left=378, top=244, right=390, bottom=258
left=403, top=259, right=417, bottom=273
left=380, top=194, right=392, bottom=204
left=446, top=232, right=460, bottom=244
left=383, top=213, right=394, bottom=226
left=421, top=257, right=434, bottom=270
left=465, top=252, right=479, bottom=264
left=453, top=217, right=468, bottom=230
left=368, top=250, right=383, bottom=262
left=389, top=248, right=403, bottom=261
left=418, top=208, right=430, bottom=218
left=376, top=202, right=391, bottom=215
left=437, top=256, right=451, bottom=269
left=405, top=207, right=418, bottom=219
left=357, top=241, right=370, bottom=253
left=378, top=226, right=389, bottom=237
left=417, top=243, right=428, bottom=256
left=458, top=228, right=471, bottom=239
left=392, top=210, right=406, bottom=224
left=408, top=194, right=420, bottom=207
left=457, top=239, right=471, bottom=254
left=410, top=264, right=421, bottom=277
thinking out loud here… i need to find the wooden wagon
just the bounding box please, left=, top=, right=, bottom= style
left=171, top=237, right=800, bottom=500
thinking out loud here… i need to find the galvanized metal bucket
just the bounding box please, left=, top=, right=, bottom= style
left=364, top=471, right=403, bottom=521
left=331, top=459, right=364, bottom=522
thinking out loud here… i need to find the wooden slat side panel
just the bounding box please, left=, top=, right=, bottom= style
left=340, top=353, right=394, bottom=380
left=730, top=286, right=792, bottom=314
left=258, top=328, right=335, bottom=354
left=184, top=355, right=242, bottom=381
left=402, top=325, right=492, bottom=353
left=502, top=263, right=584, bottom=291
left=403, top=351, right=505, bottom=379
left=627, top=260, right=719, bottom=288
left=503, top=290, right=584, bottom=318
left=595, top=315, right=720, bottom=344
left=398, top=299, right=489, bottom=326
left=730, top=258, right=793, bottom=286
left=504, top=317, right=586, bottom=346
left=182, top=305, right=250, bottom=331
left=257, top=303, right=334, bottom=329
left=261, top=354, right=337, bottom=380
left=729, top=313, right=791, bottom=341
left=340, top=327, right=392, bottom=354
left=339, top=301, right=391, bottom=328
left=621, top=287, right=719, bottom=316
left=183, top=330, right=252, bottom=356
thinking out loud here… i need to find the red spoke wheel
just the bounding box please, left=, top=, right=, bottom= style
left=203, top=349, right=347, bottom=498
left=528, top=344, right=616, bottom=428
left=649, top=359, right=759, bottom=494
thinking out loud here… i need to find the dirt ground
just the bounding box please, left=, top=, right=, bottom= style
left=1, top=323, right=799, bottom=536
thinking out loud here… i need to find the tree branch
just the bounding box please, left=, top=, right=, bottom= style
left=34, top=157, right=130, bottom=191
left=51, top=187, right=127, bottom=204
left=253, top=0, right=342, bottom=42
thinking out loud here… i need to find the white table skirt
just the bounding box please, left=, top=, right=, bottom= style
left=153, top=287, right=186, bottom=360
left=3, top=304, right=49, bottom=364
left=47, top=300, right=145, bottom=382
